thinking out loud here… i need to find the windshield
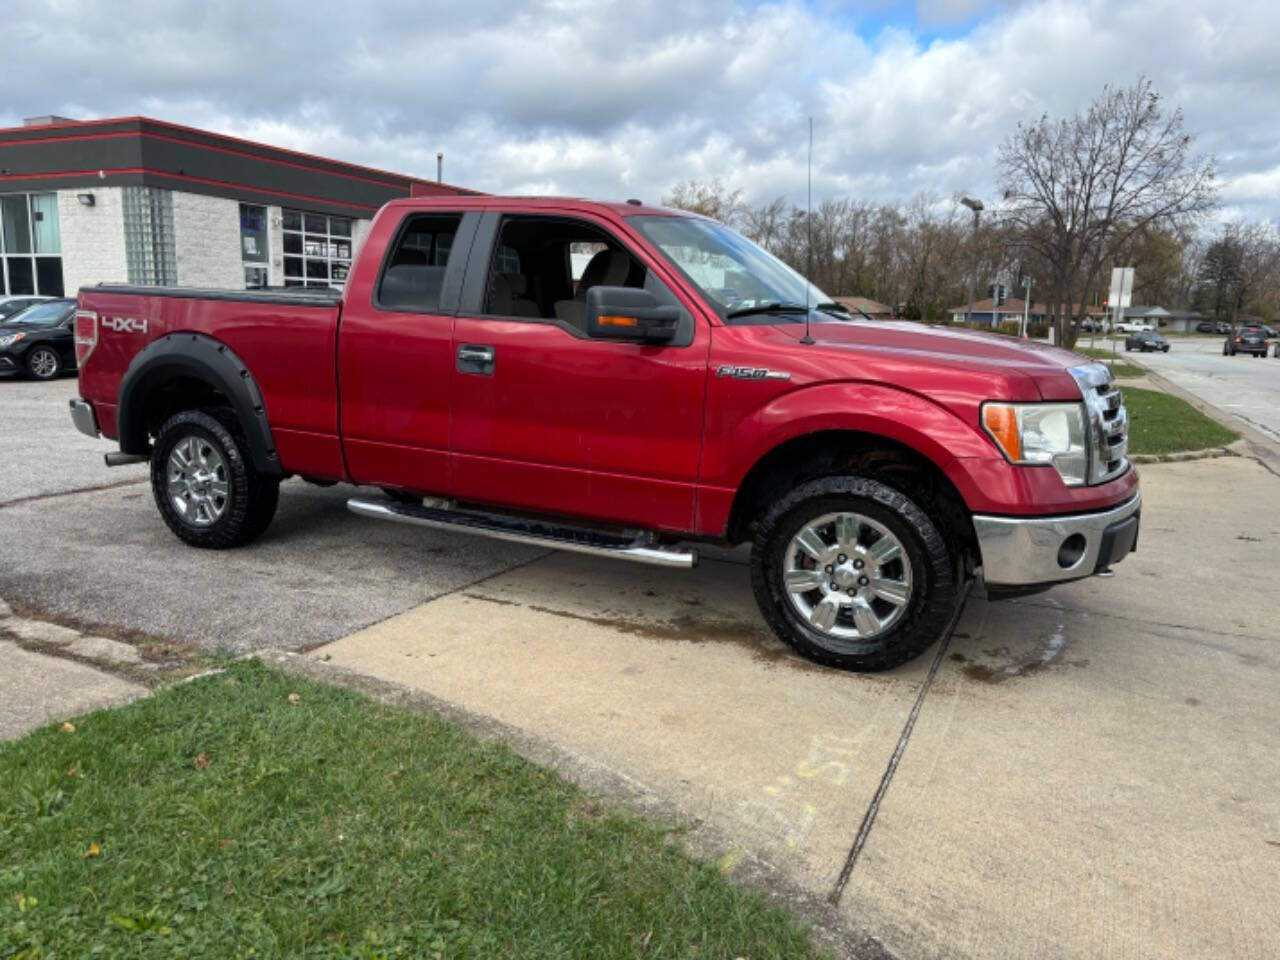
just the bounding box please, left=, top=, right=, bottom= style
left=8, top=301, right=73, bottom=326
left=0, top=299, right=39, bottom=320
left=628, top=215, right=832, bottom=320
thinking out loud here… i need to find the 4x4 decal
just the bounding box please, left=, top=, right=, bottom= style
left=101, top=316, right=148, bottom=334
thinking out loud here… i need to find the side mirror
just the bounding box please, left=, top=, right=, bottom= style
left=585, top=286, right=679, bottom=343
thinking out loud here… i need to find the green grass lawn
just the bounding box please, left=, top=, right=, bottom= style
left=1070, top=346, right=1147, bottom=378
left=1, top=661, right=826, bottom=960
left=1122, top=386, right=1239, bottom=456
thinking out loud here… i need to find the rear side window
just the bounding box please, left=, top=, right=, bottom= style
left=377, top=214, right=463, bottom=312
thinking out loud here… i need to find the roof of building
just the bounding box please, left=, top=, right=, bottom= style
left=0, top=115, right=481, bottom=218
left=833, top=296, right=892, bottom=315
left=948, top=297, right=1053, bottom=315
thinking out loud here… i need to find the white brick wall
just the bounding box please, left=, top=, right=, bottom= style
left=57, top=187, right=128, bottom=296
left=172, top=192, right=242, bottom=289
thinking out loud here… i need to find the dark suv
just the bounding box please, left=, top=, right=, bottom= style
left=1224, top=324, right=1269, bottom=357
left=1125, top=330, right=1169, bottom=353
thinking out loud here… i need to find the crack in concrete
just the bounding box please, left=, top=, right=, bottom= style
left=827, top=582, right=972, bottom=905
left=0, top=477, right=148, bottom=510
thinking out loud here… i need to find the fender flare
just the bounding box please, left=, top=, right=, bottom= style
left=116, top=332, right=282, bottom=475
left=719, top=381, right=995, bottom=485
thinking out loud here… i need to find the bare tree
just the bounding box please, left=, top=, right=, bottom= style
left=661, top=178, right=747, bottom=227
left=741, top=197, right=788, bottom=251
left=1195, top=221, right=1280, bottom=322
left=999, top=77, right=1216, bottom=346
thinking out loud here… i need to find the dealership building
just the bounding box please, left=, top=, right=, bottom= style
left=0, top=115, right=475, bottom=299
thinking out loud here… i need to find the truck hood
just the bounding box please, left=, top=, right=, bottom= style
left=777, top=319, right=1089, bottom=401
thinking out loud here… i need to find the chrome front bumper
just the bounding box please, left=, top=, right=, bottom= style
left=69, top=397, right=100, bottom=438
left=975, top=491, right=1141, bottom=587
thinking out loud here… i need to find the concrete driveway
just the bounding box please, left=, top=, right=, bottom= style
left=311, top=456, right=1280, bottom=960
left=4, top=376, right=1280, bottom=958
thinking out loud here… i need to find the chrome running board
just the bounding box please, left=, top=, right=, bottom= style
left=347, top=496, right=697, bottom=569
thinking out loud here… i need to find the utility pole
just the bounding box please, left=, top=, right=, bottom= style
left=961, top=197, right=983, bottom=325
left=1022, top=274, right=1032, bottom=339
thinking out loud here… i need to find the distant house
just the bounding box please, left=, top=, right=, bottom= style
left=1123, top=306, right=1207, bottom=333
left=948, top=298, right=1208, bottom=332
left=833, top=296, right=893, bottom=319
left=945, top=297, right=1077, bottom=327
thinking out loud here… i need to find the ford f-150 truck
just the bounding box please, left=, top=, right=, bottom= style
left=69, top=196, right=1140, bottom=671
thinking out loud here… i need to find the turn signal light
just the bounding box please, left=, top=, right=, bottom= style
left=982, top=404, right=1022, bottom=462
left=598, top=315, right=638, bottom=328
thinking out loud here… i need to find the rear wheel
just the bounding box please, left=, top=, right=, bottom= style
left=750, top=476, right=959, bottom=671
left=26, top=346, right=61, bottom=380
left=151, top=409, right=279, bottom=548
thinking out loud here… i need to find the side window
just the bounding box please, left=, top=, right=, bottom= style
left=479, top=216, right=647, bottom=332
left=377, top=213, right=463, bottom=312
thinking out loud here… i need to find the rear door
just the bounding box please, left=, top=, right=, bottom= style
left=337, top=209, right=478, bottom=494
left=449, top=210, right=711, bottom=532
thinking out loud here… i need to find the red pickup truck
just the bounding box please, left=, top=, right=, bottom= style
left=69, top=196, right=1140, bottom=671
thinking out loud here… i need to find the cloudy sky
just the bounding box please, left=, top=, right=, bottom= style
left=4, top=0, right=1277, bottom=221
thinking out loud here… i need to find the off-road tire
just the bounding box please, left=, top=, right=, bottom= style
left=25, top=346, right=62, bottom=380
left=750, top=475, right=958, bottom=671
left=151, top=409, right=279, bottom=549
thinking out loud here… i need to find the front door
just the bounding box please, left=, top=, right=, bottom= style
left=337, top=210, right=476, bottom=495
left=450, top=211, right=710, bottom=533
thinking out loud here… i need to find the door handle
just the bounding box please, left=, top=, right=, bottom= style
left=457, top=343, right=495, bottom=375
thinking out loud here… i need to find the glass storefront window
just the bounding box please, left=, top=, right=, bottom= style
left=282, top=209, right=353, bottom=288
left=239, top=204, right=269, bottom=289
left=31, top=193, right=60, bottom=253
left=1, top=193, right=63, bottom=296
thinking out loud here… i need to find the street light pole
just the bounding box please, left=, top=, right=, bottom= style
left=1022, top=274, right=1032, bottom=339
left=961, top=197, right=984, bottom=326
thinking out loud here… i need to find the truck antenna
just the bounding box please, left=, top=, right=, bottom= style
left=801, top=116, right=815, bottom=345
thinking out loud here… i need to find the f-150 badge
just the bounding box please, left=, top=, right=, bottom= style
left=716, top=364, right=791, bottom=381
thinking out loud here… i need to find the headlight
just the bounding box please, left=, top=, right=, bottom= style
left=0, top=332, right=26, bottom=348
left=982, top=401, right=1088, bottom=486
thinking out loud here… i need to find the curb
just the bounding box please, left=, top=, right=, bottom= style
left=1129, top=445, right=1239, bottom=465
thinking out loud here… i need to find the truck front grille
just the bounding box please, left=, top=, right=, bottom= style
left=1070, top=364, right=1130, bottom=484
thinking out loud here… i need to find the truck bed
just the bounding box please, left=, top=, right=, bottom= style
left=77, top=282, right=346, bottom=480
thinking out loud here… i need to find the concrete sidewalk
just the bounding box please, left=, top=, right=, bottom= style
left=0, top=639, right=145, bottom=741
left=312, top=456, right=1280, bottom=959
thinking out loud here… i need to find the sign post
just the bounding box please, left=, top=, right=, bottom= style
left=1108, top=267, right=1134, bottom=359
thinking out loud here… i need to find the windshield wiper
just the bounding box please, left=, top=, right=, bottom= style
left=725, top=301, right=811, bottom=319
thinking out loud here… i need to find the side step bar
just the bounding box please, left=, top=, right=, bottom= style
left=347, top=496, right=697, bottom=569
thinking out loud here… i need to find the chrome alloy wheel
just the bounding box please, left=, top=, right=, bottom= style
left=29, top=348, right=58, bottom=378
left=782, top=511, right=913, bottom=642
left=167, top=435, right=230, bottom=527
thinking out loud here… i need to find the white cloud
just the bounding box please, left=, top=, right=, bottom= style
left=1, top=0, right=1277, bottom=223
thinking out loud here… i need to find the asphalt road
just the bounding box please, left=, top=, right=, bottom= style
left=0, top=375, right=147, bottom=502
left=0, top=376, right=545, bottom=650
left=1123, top=335, right=1280, bottom=443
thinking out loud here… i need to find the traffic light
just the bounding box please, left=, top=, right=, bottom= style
left=987, top=283, right=1006, bottom=306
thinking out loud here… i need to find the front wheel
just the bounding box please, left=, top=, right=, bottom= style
left=750, top=476, right=959, bottom=671
left=151, top=409, right=280, bottom=549
left=26, top=346, right=61, bottom=380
